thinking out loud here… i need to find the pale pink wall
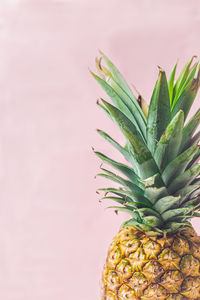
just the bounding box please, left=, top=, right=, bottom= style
left=0, top=0, right=200, bottom=299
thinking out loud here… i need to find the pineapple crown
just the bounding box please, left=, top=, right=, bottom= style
left=91, top=52, right=200, bottom=235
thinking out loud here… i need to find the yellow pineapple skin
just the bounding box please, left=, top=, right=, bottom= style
left=102, top=226, right=200, bottom=300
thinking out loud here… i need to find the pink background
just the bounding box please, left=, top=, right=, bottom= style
left=0, top=0, right=200, bottom=299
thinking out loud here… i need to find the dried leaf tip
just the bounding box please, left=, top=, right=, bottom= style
left=157, top=65, right=165, bottom=73
left=95, top=57, right=102, bottom=70
left=98, top=49, right=103, bottom=56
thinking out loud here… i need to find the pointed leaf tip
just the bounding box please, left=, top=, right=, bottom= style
left=147, top=68, right=170, bottom=152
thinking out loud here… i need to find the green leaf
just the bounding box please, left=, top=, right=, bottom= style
left=176, top=62, right=198, bottom=101
left=96, top=129, right=135, bottom=166
left=124, top=141, right=141, bottom=175
left=122, top=210, right=162, bottom=228
left=191, top=177, right=200, bottom=186
left=168, top=61, right=177, bottom=105
left=163, top=222, right=192, bottom=232
left=101, top=196, right=125, bottom=205
left=154, top=110, right=184, bottom=171
left=98, top=188, right=152, bottom=205
left=102, top=196, right=142, bottom=211
left=99, top=51, right=138, bottom=104
left=136, top=207, right=161, bottom=219
left=123, top=201, right=152, bottom=209
left=192, top=212, right=200, bottom=217
left=168, top=164, right=200, bottom=194
left=91, top=72, right=145, bottom=140
left=107, top=206, right=140, bottom=219
left=174, top=184, right=200, bottom=205
left=94, top=151, right=140, bottom=185
left=121, top=218, right=151, bottom=231
left=99, top=186, right=143, bottom=196
left=179, top=109, right=200, bottom=152
left=144, top=186, right=168, bottom=205
left=187, top=131, right=200, bottom=149
left=143, top=216, right=162, bottom=227
left=101, top=99, right=159, bottom=179
left=162, top=144, right=199, bottom=186
left=172, top=56, right=196, bottom=107
left=99, top=52, right=147, bottom=136
left=147, top=69, right=171, bottom=153
left=153, top=196, right=181, bottom=214
left=171, top=214, right=192, bottom=224
left=97, top=168, right=143, bottom=193
left=162, top=207, right=194, bottom=221
left=190, top=187, right=200, bottom=199
left=182, top=196, right=200, bottom=208
left=186, top=147, right=200, bottom=169
left=139, top=173, right=164, bottom=188
left=96, top=99, right=111, bottom=118
left=171, top=64, right=200, bottom=120
left=167, top=215, right=193, bottom=222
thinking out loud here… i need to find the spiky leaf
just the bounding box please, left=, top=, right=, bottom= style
left=153, top=196, right=181, bottom=214
left=179, top=109, right=200, bottom=152
left=168, top=164, right=200, bottom=194
left=97, top=129, right=133, bottom=164
left=171, top=64, right=200, bottom=120
left=172, top=56, right=196, bottom=106
left=154, top=110, right=184, bottom=170
left=162, top=144, right=199, bottom=186
left=168, top=62, right=177, bottom=105
left=162, top=207, right=194, bottom=221
left=91, top=72, right=146, bottom=139
left=94, top=151, right=140, bottom=184
left=147, top=69, right=171, bottom=153
left=101, top=99, right=159, bottom=178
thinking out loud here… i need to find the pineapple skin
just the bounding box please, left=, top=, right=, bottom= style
left=102, top=226, right=200, bottom=300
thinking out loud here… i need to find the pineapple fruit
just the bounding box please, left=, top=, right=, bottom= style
left=91, top=53, right=200, bottom=299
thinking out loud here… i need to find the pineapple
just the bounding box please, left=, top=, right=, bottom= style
left=91, top=52, right=200, bottom=299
